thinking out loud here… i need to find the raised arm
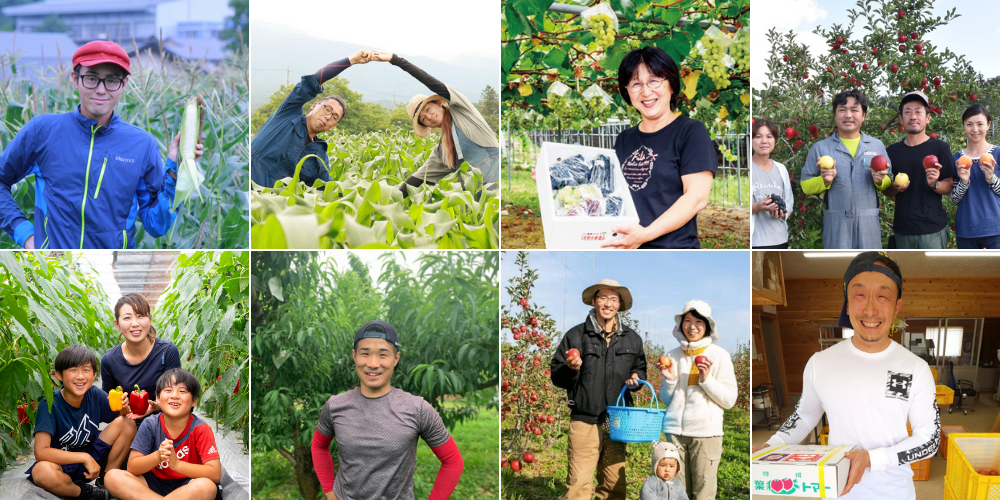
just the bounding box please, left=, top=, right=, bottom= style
left=373, top=51, right=450, bottom=100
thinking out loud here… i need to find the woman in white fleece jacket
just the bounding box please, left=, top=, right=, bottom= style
left=657, top=300, right=738, bottom=500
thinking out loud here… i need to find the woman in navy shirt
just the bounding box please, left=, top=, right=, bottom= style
left=603, top=47, right=717, bottom=249
left=951, top=104, right=1000, bottom=248
left=101, top=293, right=181, bottom=420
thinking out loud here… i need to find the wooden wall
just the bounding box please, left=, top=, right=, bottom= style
left=752, top=309, right=769, bottom=385
left=774, top=277, right=1000, bottom=395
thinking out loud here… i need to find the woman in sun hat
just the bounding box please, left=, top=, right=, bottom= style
left=370, top=51, right=499, bottom=197
left=656, top=300, right=737, bottom=500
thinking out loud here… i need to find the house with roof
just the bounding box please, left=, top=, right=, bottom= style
left=0, top=32, right=77, bottom=81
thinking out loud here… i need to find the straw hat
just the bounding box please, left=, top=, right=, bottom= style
left=406, top=93, right=446, bottom=137
left=581, top=279, right=632, bottom=311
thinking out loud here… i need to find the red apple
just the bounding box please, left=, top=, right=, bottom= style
left=933, top=77, right=942, bottom=86
left=898, top=10, right=906, bottom=18
left=870, top=155, right=888, bottom=171
left=659, top=355, right=672, bottom=368
left=911, top=32, right=919, bottom=40
left=862, top=63, right=869, bottom=70
left=915, top=43, right=923, bottom=51
left=547, top=415, right=555, bottom=423
left=785, top=128, right=796, bottom=139
left=510, top=459, right=521, bottom=472
left=695, top=355, right=708, bottom=366
left=899, top=44, right=906, bottom=52
left=523, top=452, right=535, bottom=463
left=897, top=34, right=906, bottom=43
left=836, top=37, right=844, bottom=44
left=567, top=348, right=580, bottom=360
left=923, top=155, right=939, bottom=170
left=809, top=124, right=818, bottom=136
left=971, top=94, right=978, bottom=101
left=832, top=43, right=840, bottom=50
left=929, top=132, right=937, bottom=139
left=891, top=64, right=899, bottom=73
left=872, top=47, right=879, bottom=55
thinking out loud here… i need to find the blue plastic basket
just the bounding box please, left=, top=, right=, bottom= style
left=607, top=379, right=666, bottom=443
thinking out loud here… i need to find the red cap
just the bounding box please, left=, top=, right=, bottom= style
left=72, top=41, right=130, bottom=75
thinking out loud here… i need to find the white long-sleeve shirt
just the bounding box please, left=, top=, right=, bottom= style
left=659, top=343, right=738, bottom=437
left=766, top=339, right=940, bottom=500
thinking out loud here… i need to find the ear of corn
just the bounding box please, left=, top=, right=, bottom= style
left=173, top=95, right=206, bottom=211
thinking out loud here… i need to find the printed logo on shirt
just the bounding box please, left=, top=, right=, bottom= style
left=207, top=445, right=217, bottom=455
left=777, top=400, right=803, bottom=435
left=115, top=156, right=135, bottom=163
left=895, top=396, right=942, bottom=466
left=885, top=371, right=913, bottom=401
left=59, top=414, right=97, bottom=448
left=621, top=146, right=657, bottom=191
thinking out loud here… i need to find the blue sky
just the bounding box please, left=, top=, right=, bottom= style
left=500, top=251, right=752, bottom=354
left=752, top=1, right=1000, bottom=89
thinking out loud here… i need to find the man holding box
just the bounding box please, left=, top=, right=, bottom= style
left=800, top=89, right=892, bottom=249
left=752, top=252, right=939, bottom=499
left=550, top=279, right=647, bottom=500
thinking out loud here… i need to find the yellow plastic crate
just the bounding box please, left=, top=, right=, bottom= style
left=912, top=457, right=931, bottom=481
left=932, top=367, right=939, bottom=384
left=945, top=433, right=1000, bottom=500
left=945, top=478, right=960, bottom=500
left=819, top=425, right=828, bottom=445
left=939, top=385, right=956, bottom=406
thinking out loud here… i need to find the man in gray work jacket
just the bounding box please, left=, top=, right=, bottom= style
left=800, top=89, right=893, bottom=249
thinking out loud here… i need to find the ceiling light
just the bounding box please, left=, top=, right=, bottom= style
left=925, top=251, right=1000, bottom=257
left=802, top=252, right=862, bottom=258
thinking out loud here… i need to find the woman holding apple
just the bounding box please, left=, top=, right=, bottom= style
left=951, top=104, right=1000, bottom=248
left=751, top=118, right=793, bottom=249
left=657, top=300, right=737, bottom=500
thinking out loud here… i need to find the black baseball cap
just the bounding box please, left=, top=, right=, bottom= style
left=353, top=320, right=399, bottom=348
left=837, top=252, right=903, bottom=328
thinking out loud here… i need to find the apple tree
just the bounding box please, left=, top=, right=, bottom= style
left=754, top=0, right=1000, bottom=248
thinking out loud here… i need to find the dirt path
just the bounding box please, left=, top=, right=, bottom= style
left=500, top=204, right=750, bottom=249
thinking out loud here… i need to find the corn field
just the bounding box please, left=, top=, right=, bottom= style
left=0, top=43, right=249, bottom=249
left=251, top=130, right=500, bottom=249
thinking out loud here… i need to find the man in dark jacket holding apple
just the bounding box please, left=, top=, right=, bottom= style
left=551, top=279, right=647, bottom=500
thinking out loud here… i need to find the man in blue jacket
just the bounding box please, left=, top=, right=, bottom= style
left=250, top=50, right=373, bottom=189
left=0, top=40, right=202, bottom=249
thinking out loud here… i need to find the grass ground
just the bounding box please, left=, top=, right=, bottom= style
left=501, top=169, right=750, bottom=249
left=251, top=407, right=499, bottom=499
left=501, top=407, right=750, bottom=500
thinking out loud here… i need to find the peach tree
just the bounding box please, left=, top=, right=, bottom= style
left=754, top=0, right=1000, bottom=248
left=502, top=0, right=750, bottom=133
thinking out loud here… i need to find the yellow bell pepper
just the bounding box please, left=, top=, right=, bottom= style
left=108, top=386, right=124, bottom=412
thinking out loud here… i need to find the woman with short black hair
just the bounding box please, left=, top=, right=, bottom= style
left=602, top=47, right=717, bottom=249
left=951, top=104, right=1000, bottom=248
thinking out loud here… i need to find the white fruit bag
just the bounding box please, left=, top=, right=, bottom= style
left=581, top=2, right=618, bottom=33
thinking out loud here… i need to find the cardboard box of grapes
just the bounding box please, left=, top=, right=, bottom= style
left=751, top=444, right=855, bottom=498
left=535, top=142, right=639, bottom=249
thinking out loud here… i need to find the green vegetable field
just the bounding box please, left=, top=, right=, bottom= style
left=250, top=130, right=499, bottom=249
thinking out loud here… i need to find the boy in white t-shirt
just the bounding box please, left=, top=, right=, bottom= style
left=752, top=252, right=939, bottom=500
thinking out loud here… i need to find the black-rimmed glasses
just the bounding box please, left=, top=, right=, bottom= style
left=76, top=73, right=125, bottom=91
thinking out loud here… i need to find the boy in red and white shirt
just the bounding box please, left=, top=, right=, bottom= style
left=104, top=368, right=223, bottom=499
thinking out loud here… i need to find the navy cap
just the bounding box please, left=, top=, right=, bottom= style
left=353, top=320, right=399, bottom=348
left=838, top=252, right=903, bottom=328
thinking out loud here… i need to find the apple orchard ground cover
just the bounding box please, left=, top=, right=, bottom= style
left=752, top=0, right=1000, bottom=248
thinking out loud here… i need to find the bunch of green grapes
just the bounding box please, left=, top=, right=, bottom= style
left=731, top=30, right=750, bottom=74
left=548, top=93, right=587, bottom=122
left=585, top=14, right=617, bottom=51
left=586, top=96, right=613, bottom=122
left=692, top=96, right=715, bottom=124
left=701, top=35, right=731, bottom=89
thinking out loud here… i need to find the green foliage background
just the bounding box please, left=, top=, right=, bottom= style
left=251, top=251, right=499, bottom=500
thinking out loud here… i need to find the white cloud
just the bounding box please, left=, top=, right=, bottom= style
left=752, top=0, right=829, bottom=89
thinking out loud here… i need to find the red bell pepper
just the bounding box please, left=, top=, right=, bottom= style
left=130, top=385, right=149, bottom=415
left=17, top=404, right=28, bottom=424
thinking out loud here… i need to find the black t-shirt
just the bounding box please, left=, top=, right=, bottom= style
left=614, top=116, right=718, bottom=248
left=885, top=137, right=956, bottom=235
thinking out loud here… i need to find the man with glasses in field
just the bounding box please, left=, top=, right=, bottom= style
left=550, top=279, right=647, bottom=500
left=251, top=50, right=374, bottom=189
left=0, top=40, right=203, bottom=249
